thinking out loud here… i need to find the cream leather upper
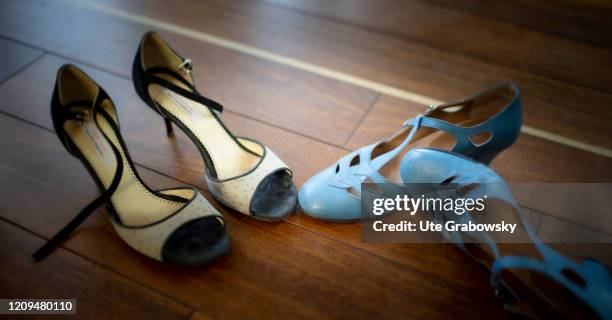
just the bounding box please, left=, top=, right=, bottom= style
left=206, top=147, right=290, bottom=215
left=149, top=86, right=291, bottom=216
left=112, top=190, right=222, bottom=260
left=140, top=32, right=293, bottom=217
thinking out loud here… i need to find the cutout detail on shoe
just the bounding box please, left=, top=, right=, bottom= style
left=560, top=268, right=587, bottom=288
left=469, top=131, right=493, bottom=147
left=441, top=175, right=458, bottom=185
left=346, top=186, right=360, bottom=198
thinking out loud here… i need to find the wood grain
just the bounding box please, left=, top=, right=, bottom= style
left=256, top=0, right=612, bottom=93
left=0, top=54, right=496, bottom=294
left=346, top=94, right=612, bottom=182
left=0, top=113, right=505, bottom=319
left=0, top=54, right=348, bottom=189
left=0, top=37, right=42, bottom=83
left=0, top=0, right=610, bottom=150
left=0, top=219, right=193, bottom=320
left=524, top=209, right=612, bottom=266
left=538, top=215, right=612, bottom=246
left=0, top=0, right=375, bottom=146
left=0, top=52, right=608, bottom=295
left=0, top=1, right=610, bottom=318
left=91, top=0, right=612, bottom=149
left=190, top=311, right=217, bottom=320
left=429, top=0, right=612, bottom=48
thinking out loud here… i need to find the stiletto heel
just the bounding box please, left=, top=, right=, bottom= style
left=38, top=64, right=230, bottom=265
left=132, top=31, right=297, bottom=220
left=164, top=117, right=174, bottom=137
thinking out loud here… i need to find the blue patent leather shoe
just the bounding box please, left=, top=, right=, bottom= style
left=299, top=83, right=522, bottom=221
left=400, top=148, right=612, bottom=319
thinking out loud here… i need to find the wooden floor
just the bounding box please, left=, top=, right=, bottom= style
left=0, top=0, right=611, bottom=318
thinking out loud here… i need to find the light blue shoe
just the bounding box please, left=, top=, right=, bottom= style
left=299, top=83, right=522, bottom=221
left=400, top=148, right=612, bottom=319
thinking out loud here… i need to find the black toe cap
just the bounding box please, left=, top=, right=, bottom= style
left=250, top=170, right=298, bottom=221
left=161, top=216, right=229, bottom=266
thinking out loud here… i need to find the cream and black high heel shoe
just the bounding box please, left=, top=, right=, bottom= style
left=34, top=65, right=229, bottom=265
left=132, top=31, right=297, bottom=221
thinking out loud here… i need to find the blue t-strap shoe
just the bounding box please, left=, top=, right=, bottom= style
left=400, top=148, right=612, bottom=319
left=299, top=83, right=522, bottom=221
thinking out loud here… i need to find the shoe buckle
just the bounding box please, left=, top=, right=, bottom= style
left=425, top=104, right=439, bottom=115
left=178, top=59, right=193, bottom=74
left=493, top=282, right=523, bottom=315
left=74, top=109, right=89, bottom=125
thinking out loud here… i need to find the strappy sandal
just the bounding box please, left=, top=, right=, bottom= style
left=299, top=83, right=522, bottom=221
left=400, top=148, right=612, bottom=319
left=132, top=32, right=297, bottom=221
left=34, top=65, right=229, bottom=265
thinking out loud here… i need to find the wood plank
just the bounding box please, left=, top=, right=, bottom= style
left=512, top=184, right=612, bottom=234
left=0, top=54, right=348, bottom=189
left=81, top=0, right=612, bottom=150
left=0, top=220, right=193, bottom=320
left=0, top=54, right=502, bottom=295
left=428, top=0, right=612, bottom=48
left=255, top=0, right=612, bottom=93
left=105, top=0, right=612, bottom=114
left=0, top=37, right=42, bottom=82
left=1, top=1, right=609, bottom=317
left=492, top=135, right=612, bottom=182
left=340, top=94, right=612, bottom=238
left=538, top=217, right=612, bottom=269
left=346, top=91, right=612, bottom=149
left=190, top=311, right=216, bottom=320
left=0, top=50, right=607, bottom=295
left=0, top=114, right=505, bottom=319
left=538, top=215, right=612, bottom=245
left=0, top=0, right=375, bottom=146
left=346, top=94, right=612, bottom=182
left=1, top=0, right=611, bottom=151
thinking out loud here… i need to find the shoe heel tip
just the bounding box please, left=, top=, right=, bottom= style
left=164, top=118, right=174, bottom=137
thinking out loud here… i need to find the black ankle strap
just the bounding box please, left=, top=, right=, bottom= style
left=33, top=94, right=124, bottom=261
left=144, top=67, right=223, bottom=113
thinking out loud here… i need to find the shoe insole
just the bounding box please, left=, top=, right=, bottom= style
left=64, top=102, right=187, bottom=226
left=376, top=117, right=488, bottom=183
left=149, top=85, right=261, bottom=180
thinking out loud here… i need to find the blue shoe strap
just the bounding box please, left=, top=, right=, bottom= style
left=487, top=201, right=612, bottom=318
left=437, top=180, right=533, bottom=269
left=370, top=114, right=425, bottom=171
left=332, top=115, right=426, bottom=189
left=491, top=253, right=612, bottom=319
left=459, top=177, right=612, bottom=317
left=412, top=117, right=502, bottom=152
left=333, top=82, right=521, bottom=188
left=409, top=84, right=522, bottom=153
left=334, top=109, right=502, bottom=189
left=434, top=199, right=501, bottom=263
